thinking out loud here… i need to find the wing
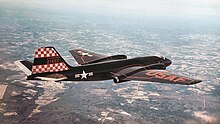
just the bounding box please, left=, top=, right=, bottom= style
left=112, top=68, right=202, bottom=85
left=69, top=49, right=106, bottom=65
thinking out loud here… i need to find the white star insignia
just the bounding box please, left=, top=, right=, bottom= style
left=77, top=51, right=93, bottom=57
left=80, top=70, right=88, bottom=79
left=75, top=70, right=94, bottom=79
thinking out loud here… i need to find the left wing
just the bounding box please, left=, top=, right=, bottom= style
left=69, top=49, right=106, bottom=65
left=112, top=69, right=202, bottom=85
left=69, top=49, right=127, bottom=65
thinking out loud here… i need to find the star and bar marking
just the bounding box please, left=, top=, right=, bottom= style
left=75, top=70, right=94, bottom=79
left=77, top=51, right=93, bottom=57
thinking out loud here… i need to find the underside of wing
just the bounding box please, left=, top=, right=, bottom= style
left=69, top=49, right=106, bottom=65
left=112, top=68, right=202, bottom=85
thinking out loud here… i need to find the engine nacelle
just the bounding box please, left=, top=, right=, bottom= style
left=113, top=77, right=128, bottom=83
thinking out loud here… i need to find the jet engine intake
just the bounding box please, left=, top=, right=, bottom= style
left=113, top=77, right=128, bottom=83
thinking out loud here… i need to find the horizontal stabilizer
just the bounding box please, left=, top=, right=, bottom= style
left=35, top=77, right=67, bottom=81
left=15, top=60, right=32, bottom=76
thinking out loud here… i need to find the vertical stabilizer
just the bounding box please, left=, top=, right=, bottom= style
left=32, top=47, right=69, bottom=74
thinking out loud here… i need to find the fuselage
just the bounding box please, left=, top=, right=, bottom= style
left=15, top=47, right=201, bottom=85
left=27, top=56, right=171, bottom=81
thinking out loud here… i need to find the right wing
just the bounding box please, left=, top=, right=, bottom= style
left=69, top=49, right=106, bottom=65
left=112, top=67, right=202, bottom=85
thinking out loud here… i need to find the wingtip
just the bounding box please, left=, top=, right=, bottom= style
left=190, top=79, right=202, bottom=85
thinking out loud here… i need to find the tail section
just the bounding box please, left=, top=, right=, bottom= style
left=15, top=60, right=33, bottom=76
left=32, top=47, right=70, bottom=74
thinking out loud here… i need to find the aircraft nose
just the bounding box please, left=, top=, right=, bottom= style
left=164, top=58, right=172, bottom=66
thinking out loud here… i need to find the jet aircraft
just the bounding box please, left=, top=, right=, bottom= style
left=15, top=47, right=202, bottom=85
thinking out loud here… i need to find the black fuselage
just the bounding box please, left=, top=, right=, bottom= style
left=28, top=56, right=172, bottom=81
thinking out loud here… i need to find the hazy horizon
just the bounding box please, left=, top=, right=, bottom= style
left=1, top=0, right=220, bottom=18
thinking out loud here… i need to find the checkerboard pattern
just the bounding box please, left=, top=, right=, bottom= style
left=32, top=62, right=69, bottom=74
left=34, top=47, right=58, bottom=58
left=32, top=47, right=69, bottom=74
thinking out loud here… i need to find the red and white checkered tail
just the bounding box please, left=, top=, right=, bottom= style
left=32, top=47, right=70, bottom=74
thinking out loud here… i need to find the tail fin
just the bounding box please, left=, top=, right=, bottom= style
left=32, top=47, right=70, bottom=74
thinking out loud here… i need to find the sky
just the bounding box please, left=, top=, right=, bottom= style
left=1, top=0, right=220, bottom=17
